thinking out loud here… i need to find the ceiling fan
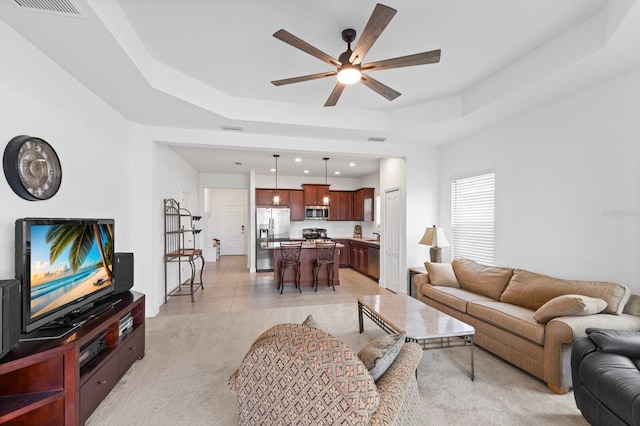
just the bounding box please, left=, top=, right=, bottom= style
left=271, top=3, right=441, bottom=107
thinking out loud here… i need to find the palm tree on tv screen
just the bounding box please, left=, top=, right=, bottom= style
left=45, top=223, right=113, bottom=281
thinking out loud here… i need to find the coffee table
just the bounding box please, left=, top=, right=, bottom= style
left=358, top=293, right=475, bottom=380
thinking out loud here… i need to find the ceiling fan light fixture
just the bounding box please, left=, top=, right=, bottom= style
left=337, top=65, right=361, bottom=85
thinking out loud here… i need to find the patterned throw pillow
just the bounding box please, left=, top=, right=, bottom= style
left=357, top=332, right=406, bottom=381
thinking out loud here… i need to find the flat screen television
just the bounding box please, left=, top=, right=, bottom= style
left=15, top=218, right=115, bottom=333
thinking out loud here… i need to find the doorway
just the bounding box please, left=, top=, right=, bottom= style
left=384, top=188, right=401, bottom=293
left=203, top=188, right=248, bottom=261
left=221, top=205, right=245, bottom=255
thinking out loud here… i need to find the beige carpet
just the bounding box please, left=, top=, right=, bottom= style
left=86, top=303, right=588, bottom=425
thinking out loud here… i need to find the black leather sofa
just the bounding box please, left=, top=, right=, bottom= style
left=572, top=328, right=640, bottom=425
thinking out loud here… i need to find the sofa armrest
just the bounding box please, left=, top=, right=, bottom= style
left=370, top=342, right=423, bottom=426
left=413, top=273, right=431, bottom=301
left=543, top=313, right=640, bottom=393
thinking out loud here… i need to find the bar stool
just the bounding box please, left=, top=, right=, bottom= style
left=278, top=241, right=303, bottom=294
left=313, top=242, right=337, bottom=292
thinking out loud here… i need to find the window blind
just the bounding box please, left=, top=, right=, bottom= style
left=451, top=173, right=495, bottom=265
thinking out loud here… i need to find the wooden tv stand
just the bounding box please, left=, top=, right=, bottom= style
left=0, top=291, right=145, bottom=425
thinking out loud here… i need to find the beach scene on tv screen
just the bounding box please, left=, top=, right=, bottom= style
left=30, top=223, right=114, bottom=319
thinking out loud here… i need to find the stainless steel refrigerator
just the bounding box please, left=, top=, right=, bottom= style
left=256, top=207, right=290, bottom=271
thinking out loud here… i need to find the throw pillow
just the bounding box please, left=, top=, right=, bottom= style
left=451, top=258, right=514, bottom=300
left=533, top=294, right=607, bottom=323
left=357, top=332, right=406, bottom=381
left=424, top=262, right=460, bottom=287
left=586, top=328, right=640, bottom=358
left=302, top=314, right=321, bottom=330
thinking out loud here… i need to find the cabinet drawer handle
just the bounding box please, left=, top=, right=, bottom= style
left=99, top=379, right=107, bottom=384
left=130, top=347, right=137, bottom=351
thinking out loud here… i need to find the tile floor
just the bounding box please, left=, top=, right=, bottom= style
left=159, top=255, right=392, bottom=315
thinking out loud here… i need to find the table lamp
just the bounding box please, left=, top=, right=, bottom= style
left=419, top=225, right=450, bottom=263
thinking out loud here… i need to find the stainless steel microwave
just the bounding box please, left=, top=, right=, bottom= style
left=305, top=205, right=329, bottom=220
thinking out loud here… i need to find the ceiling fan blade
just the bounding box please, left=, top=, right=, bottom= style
left=349, top=4, right=397, bottom=65
left=271, top=71, right=336, bottom=86
left=324, top=82, right=346, bottom=107
left=360, top=74, right=400, bottom=101
left=273, top=29, right=340, bottom=67
left=362, top=49, right=441, bottom=72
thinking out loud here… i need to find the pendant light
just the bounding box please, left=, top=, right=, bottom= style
left=272, top=154, right=280, bottom=205
left=322, top=157, right=330, bottom=205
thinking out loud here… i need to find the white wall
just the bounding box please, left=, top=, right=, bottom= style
left=0, top=21, right=134, bottom=289
left=439, top=67, right=640, bottom=292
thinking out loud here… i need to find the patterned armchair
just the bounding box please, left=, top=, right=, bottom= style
left=228, top=323, right=423, bottom=425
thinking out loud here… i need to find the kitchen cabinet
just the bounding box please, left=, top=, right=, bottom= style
left=333, top=239, right=350, bottom=267
left=354, top=188, right=375, bottom=221
left=329, top=191, right=353, bottom=221
left=289, top=190, right=305, bottom=221
left=256, top=188, right=289, bottom=206
left=349, top=240, right=369, bottom=275
left=302, top=184, right=330, bottom=206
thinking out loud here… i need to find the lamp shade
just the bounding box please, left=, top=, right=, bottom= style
left=419, top=225, right=450, bottom=247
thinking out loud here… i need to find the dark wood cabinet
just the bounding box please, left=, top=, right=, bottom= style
left=333, top=239, right=350, bottom=267
left=289, top=190, right=305, bottom=221
left=349, top=240, right=369, bottom=274
left=0, top=292, right=145, bottom=425
left=256, top=188, right=289, bottom=206
left=354, top=188, right=375, bottom=221
left=329, top=191, right=353, bottom=221
left=302, top=184, right=330, bottom=206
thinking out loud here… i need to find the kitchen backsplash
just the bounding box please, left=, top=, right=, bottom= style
left=289, top=220, right=378, bottom=240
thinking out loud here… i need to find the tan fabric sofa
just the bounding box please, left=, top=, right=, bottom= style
left=228, top=323, right=423, bottom=425
left=414, top=258, right=640, bottom=394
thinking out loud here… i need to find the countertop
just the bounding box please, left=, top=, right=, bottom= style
left=261, top=241, right=346, bottom=249
left=332, top=237, right=380, bottom=247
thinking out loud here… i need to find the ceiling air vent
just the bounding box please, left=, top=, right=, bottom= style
left=11, top=0, right=86, bottom=18
left=220, top=125, right=244, bottom=131
left=368, top=136, right=387, bottom=142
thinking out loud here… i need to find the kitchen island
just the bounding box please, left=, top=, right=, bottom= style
left=261, top=241, right=345, bottom=288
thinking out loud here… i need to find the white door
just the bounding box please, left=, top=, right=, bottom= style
left=384, top=188, right=401, bottom=293
left=221, top=205, right=245, bottom=255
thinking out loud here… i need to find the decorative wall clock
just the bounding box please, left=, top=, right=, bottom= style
left=3, top=135, right=62, bottom=201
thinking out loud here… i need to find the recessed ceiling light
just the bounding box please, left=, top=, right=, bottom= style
left=303, top=170, right=310, bottom=174
left=270, top=168, right=276, bottom=172
left=334, top=171, right=340, bottom=175
left=349, top=162, right=356, bottom=167
left=295, top=158, right=301, bottom=162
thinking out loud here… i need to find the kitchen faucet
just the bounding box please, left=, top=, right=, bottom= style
left=373, top=232, right=380, bottom=241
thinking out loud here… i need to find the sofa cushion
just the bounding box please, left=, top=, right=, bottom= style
left=500, top=269, right=630, bottom=314
left=424, top=262, right=460, bottom=287
left=623, top=294, right=640, bottom=316
left=357, top=332, right=406, bottom=381
left=422, top=285, right=496, bottom=313
left=451, top=258, right=514, bottom=300
left=533, top=294, right=607, bottom=324
left=467, top=301, right=545, bottom=345
left=586, top=328, right=640, bottom=358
